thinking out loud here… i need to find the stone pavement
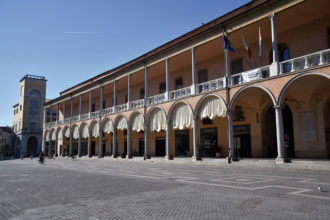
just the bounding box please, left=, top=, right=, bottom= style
left=0, top=157, right=330, bottom=220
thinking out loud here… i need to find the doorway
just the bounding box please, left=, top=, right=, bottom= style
left=233, top=124, right=251, bottom=158
left=91, top=141, right=95, bottom=156
left=261, top=106, right=277, bottom=158
left=139, top=138, right=144, bottom=156
left=27, top=136, right=38, bottom=157
left=200, top=127, right=218, bottom=157
left=175, top=130, right=190, bottom=156
left=155, top=137, right=166, bottom=156
left=282, top=104, right=295, bottom=158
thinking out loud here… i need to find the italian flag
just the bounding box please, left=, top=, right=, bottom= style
left=241, top=32, right=251, bottom=59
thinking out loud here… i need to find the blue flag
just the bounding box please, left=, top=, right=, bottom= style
left=223, top=35, right=236, bottom=52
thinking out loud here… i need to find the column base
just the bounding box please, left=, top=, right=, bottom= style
left=126, top=154, right=133, bottom=159
left=191, top=155, right=201, bottom=161
left=165, top=155, right=173, bottom=160
left=275, top=157, right=285, bottom=164
left=112, top=155, right=117, bottom=159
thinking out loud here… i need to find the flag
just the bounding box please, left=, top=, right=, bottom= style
left=241, top=32, right=251, bottom=59
left=259, top=26, right=262, bottom=57
left=223, top=35, right=235, bottom=52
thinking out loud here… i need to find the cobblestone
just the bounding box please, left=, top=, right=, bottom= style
left=0, top=158, right=330, bottom=220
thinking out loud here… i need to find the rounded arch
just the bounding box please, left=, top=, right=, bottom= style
left=71, top=124, right=79, bottom=140
left=89, top=120, right=100, bottom=138
left=50, top=128, right=56, bottom=141
left=193, top=94, right=227, bottom=119
left=44, top=129, right=49, bottom=139
left=128, top=110, right=144, bottom=132
left=27, top=87, right=43, bottom=97
left=101, top=117, right=113, bottom=134
left=27, top=136, right=38, bottom=156
left=278, top=72, right=330, bottom=106
left=168, top=100, right=193, bottom=120
left=128, top=110, right=144, bottom=126
left=63, top=126, right=70, bottom=139
left=229, top=84, right=276, bottom=111
left=146, top=106, right=167, bottom=122
left=114, top=114, right=128, bottom=129
left=79, top=122, right=89, bottom=139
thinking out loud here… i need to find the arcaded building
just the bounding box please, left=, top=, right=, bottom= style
left=43, top=0, right=330, bottom=162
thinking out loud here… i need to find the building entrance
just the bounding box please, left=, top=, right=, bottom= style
left=91, top=141, right=95, bottom=156
left=155, top=137, right=165, bottom=156
left=200, top=127, right=218, bottom=157
left=175, top=130, right=190, bottom=156
left=262, top=106, right=277, bottom=158
left=27, top=136, right=38, bottom=157
left=233, top=124, right=251, bottom=158
left=139, top=138, right=144, bottom=156
left=283, top=105, right=295, bottom=158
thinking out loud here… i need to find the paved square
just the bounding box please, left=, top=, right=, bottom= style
left=1, top=158, right=330, bottom=220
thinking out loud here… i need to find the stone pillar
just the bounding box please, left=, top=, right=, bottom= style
left=165, top=58, right=170, bottom=100
left=69, top=128, right=73, bottom=157
left=191, top=47, right=196, bottom=95
left=79, top=94, right=82, bottom=120
left=63, top=101, right=66, bottom=120
left=99, top=126, right=103, bottom=158
left=144, top=123, right=150, bottom=159
left=127, top=75, right=131, bottom=108
left=192, top=116, right=199, bottom=161
left=78, top=135, right=81, bottom=157
left=56, top=103, right=59, bottom=122
left=113, top=81, right=117, bottom=109
left=227, top=111, right=234, bottom=161
left=87, top=131, right=91, bottom=157
left=55, top=135, right=58, bottom=156
left=126, top=127, right=132, bottom=159
left=269, top=13, right=280, bottom=76
left=100, top=85, right=103, bottom=111
left=112, top=128, right=117, bottom=158
left=43, top=108, right=47, bottom=127
left=61, top=132, right=65, bottom=157
left=70, top=97, right=73, bottom=119
left=42, top=135, right=46, bottom=152
left=274, top=106, right=285, bottom=163
left=144, top=65, right=148, bottom=105
left=89, top=91, right=92, bottom=114
left=165, top=120, right=173, bottom=160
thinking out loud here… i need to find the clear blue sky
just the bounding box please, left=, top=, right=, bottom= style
left=0, top=0, right=250, bottom=126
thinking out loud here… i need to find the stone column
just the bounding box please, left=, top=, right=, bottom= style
left=42, top=135, right=46, bottom=152
left=89, top=91, right=92, bottom=114
left=56, top=103, right=59, bottom=122
left=78, top=135, right=81, bottom=157
left=113, top=81, right=117, bottom=110
left=112, top=128, right=117, bottom=158
left=165, top=120, right=173, bottom=160
left=100, top=85, right=103, bottom=111
left=98, top=126, right=103, bottom=158
left=227, top=111, right=234, bottom=161
left=165, top=58, right=170, bottom=100
left=192, top=116, right=199, bottom=161
left=87, top=131, right=91, bottom=157
left=63, top=101, right=66, bottom=120
left=191, top=47, right=197, bottom=95
left=70, top=97, right=73, bottom=119
left=127, top=75, right=131, bottom=108
left=144, top=65, right=148, bottom=104
left=126, top=127, right=132, bottom=159
left=61, top=132, right=65, bottom=157
left=274, top=106, right=285, bottom=163
left=43, top=108, right=47, bottom=127
left=269, top=13, right=280, bottom=76
left=79, top=94, right=82, bottom=120
left=69, top=128, right=73, bottom=157
left=55, top=135, right=58, bottom=156
left=144, top=123, right=150, bottom=159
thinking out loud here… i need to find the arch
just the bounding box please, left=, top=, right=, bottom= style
left=101, top=117, right=114, bottom=134
left=72, top=124, right=79, bottom=140
left=44, top=130, right=50, bottom=142
left=27, top=87, right=43, bottom=97
left=50, top=129, right=56, bottom=141
left=229, top=84, right=276, bottom=111
left=27, top=136, right=38, bottom=156
left=80, top=123, right=89, bottom=139
left=194, top=94, right=227, bottom=119
left=90, top=120, right=100, bottom=138
left=56, top=127, right=63, bottom=141
left=147, top=106, right=167, bottom=132
left=278, top=72, right=330, bottom=106
left=63, top=126, right=70, bottom=138
left=114, top=114, right=128, bottom=130
left=168, top=100, right=193, bottom=130
left=129, top=110, right=144, bottom=132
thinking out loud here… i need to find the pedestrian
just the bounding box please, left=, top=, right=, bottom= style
left=39, top=151, right=45, bottom=165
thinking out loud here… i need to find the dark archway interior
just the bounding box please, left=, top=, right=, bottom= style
left=27, top=136, right=38, bottom=157
left=261, top=105, right=277, bottom=158
left=282, top=104, right=295, bottom=158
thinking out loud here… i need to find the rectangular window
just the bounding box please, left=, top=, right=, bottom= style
left=140, top=88, right=145, bottom=99
left=231, top=58, right=243, bottom=75
left=175, top=77, right=183, bottom=90
left=103, top=101, right=106, bottom=109
left=20, top=105, right=22, bottom=111
left=125, top=94, right=128, bottom=103
left=92, top=104, right=96, bottom=112
left=159, top=82, right=166, bottom=93
left=198, top=69, right=208, bottom=83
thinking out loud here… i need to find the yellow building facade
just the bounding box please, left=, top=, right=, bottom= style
left=43, top=0, right=330, bottom=162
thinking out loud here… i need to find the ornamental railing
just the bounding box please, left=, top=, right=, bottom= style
left=130, top=99, right=144, bottom=109
left=103, top=107, right=114, bottom=116
left=169, top=86, right=191, bottom=100
left=115, top=103, right=128, bottom=113
left=196, top=77, right=225, bottom=94
left=148, top=93, right=166, bottom=105
left=90, top=111, right=99, bottom=119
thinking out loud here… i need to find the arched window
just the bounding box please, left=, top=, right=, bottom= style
left=29, top=89, right=41, bottom=97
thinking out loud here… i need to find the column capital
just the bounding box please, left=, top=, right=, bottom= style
left=273, top=105, right=282, bottom=109
left=269, top=13, right=276, bottom=19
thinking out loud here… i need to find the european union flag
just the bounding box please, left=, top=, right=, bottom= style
left=223, top=35, right=236, bottom=52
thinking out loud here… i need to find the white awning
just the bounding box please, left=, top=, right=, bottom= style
left=117, top=117, right=127, bottom=130
left=149, top=108, right=166, bottom=132
left=199, top=97, right=226, bottom=119
left=65, top=128, right=70, bottom=138
left=73, top=126, right=79, bottom=140
left=172, top=103, right=192, bottom=130
left=82, top=124, right=89, bottom=139
left=103, top=119, right=113, bottom=134
left=131, top=113, right=144, bottom=132
left=45, top=132, right=50, bottom=142
left=51, top=130, right=56, bottom=141
left=92, top=122, right=99, bottom=138
left=57, top=130, right=63, bottom=141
